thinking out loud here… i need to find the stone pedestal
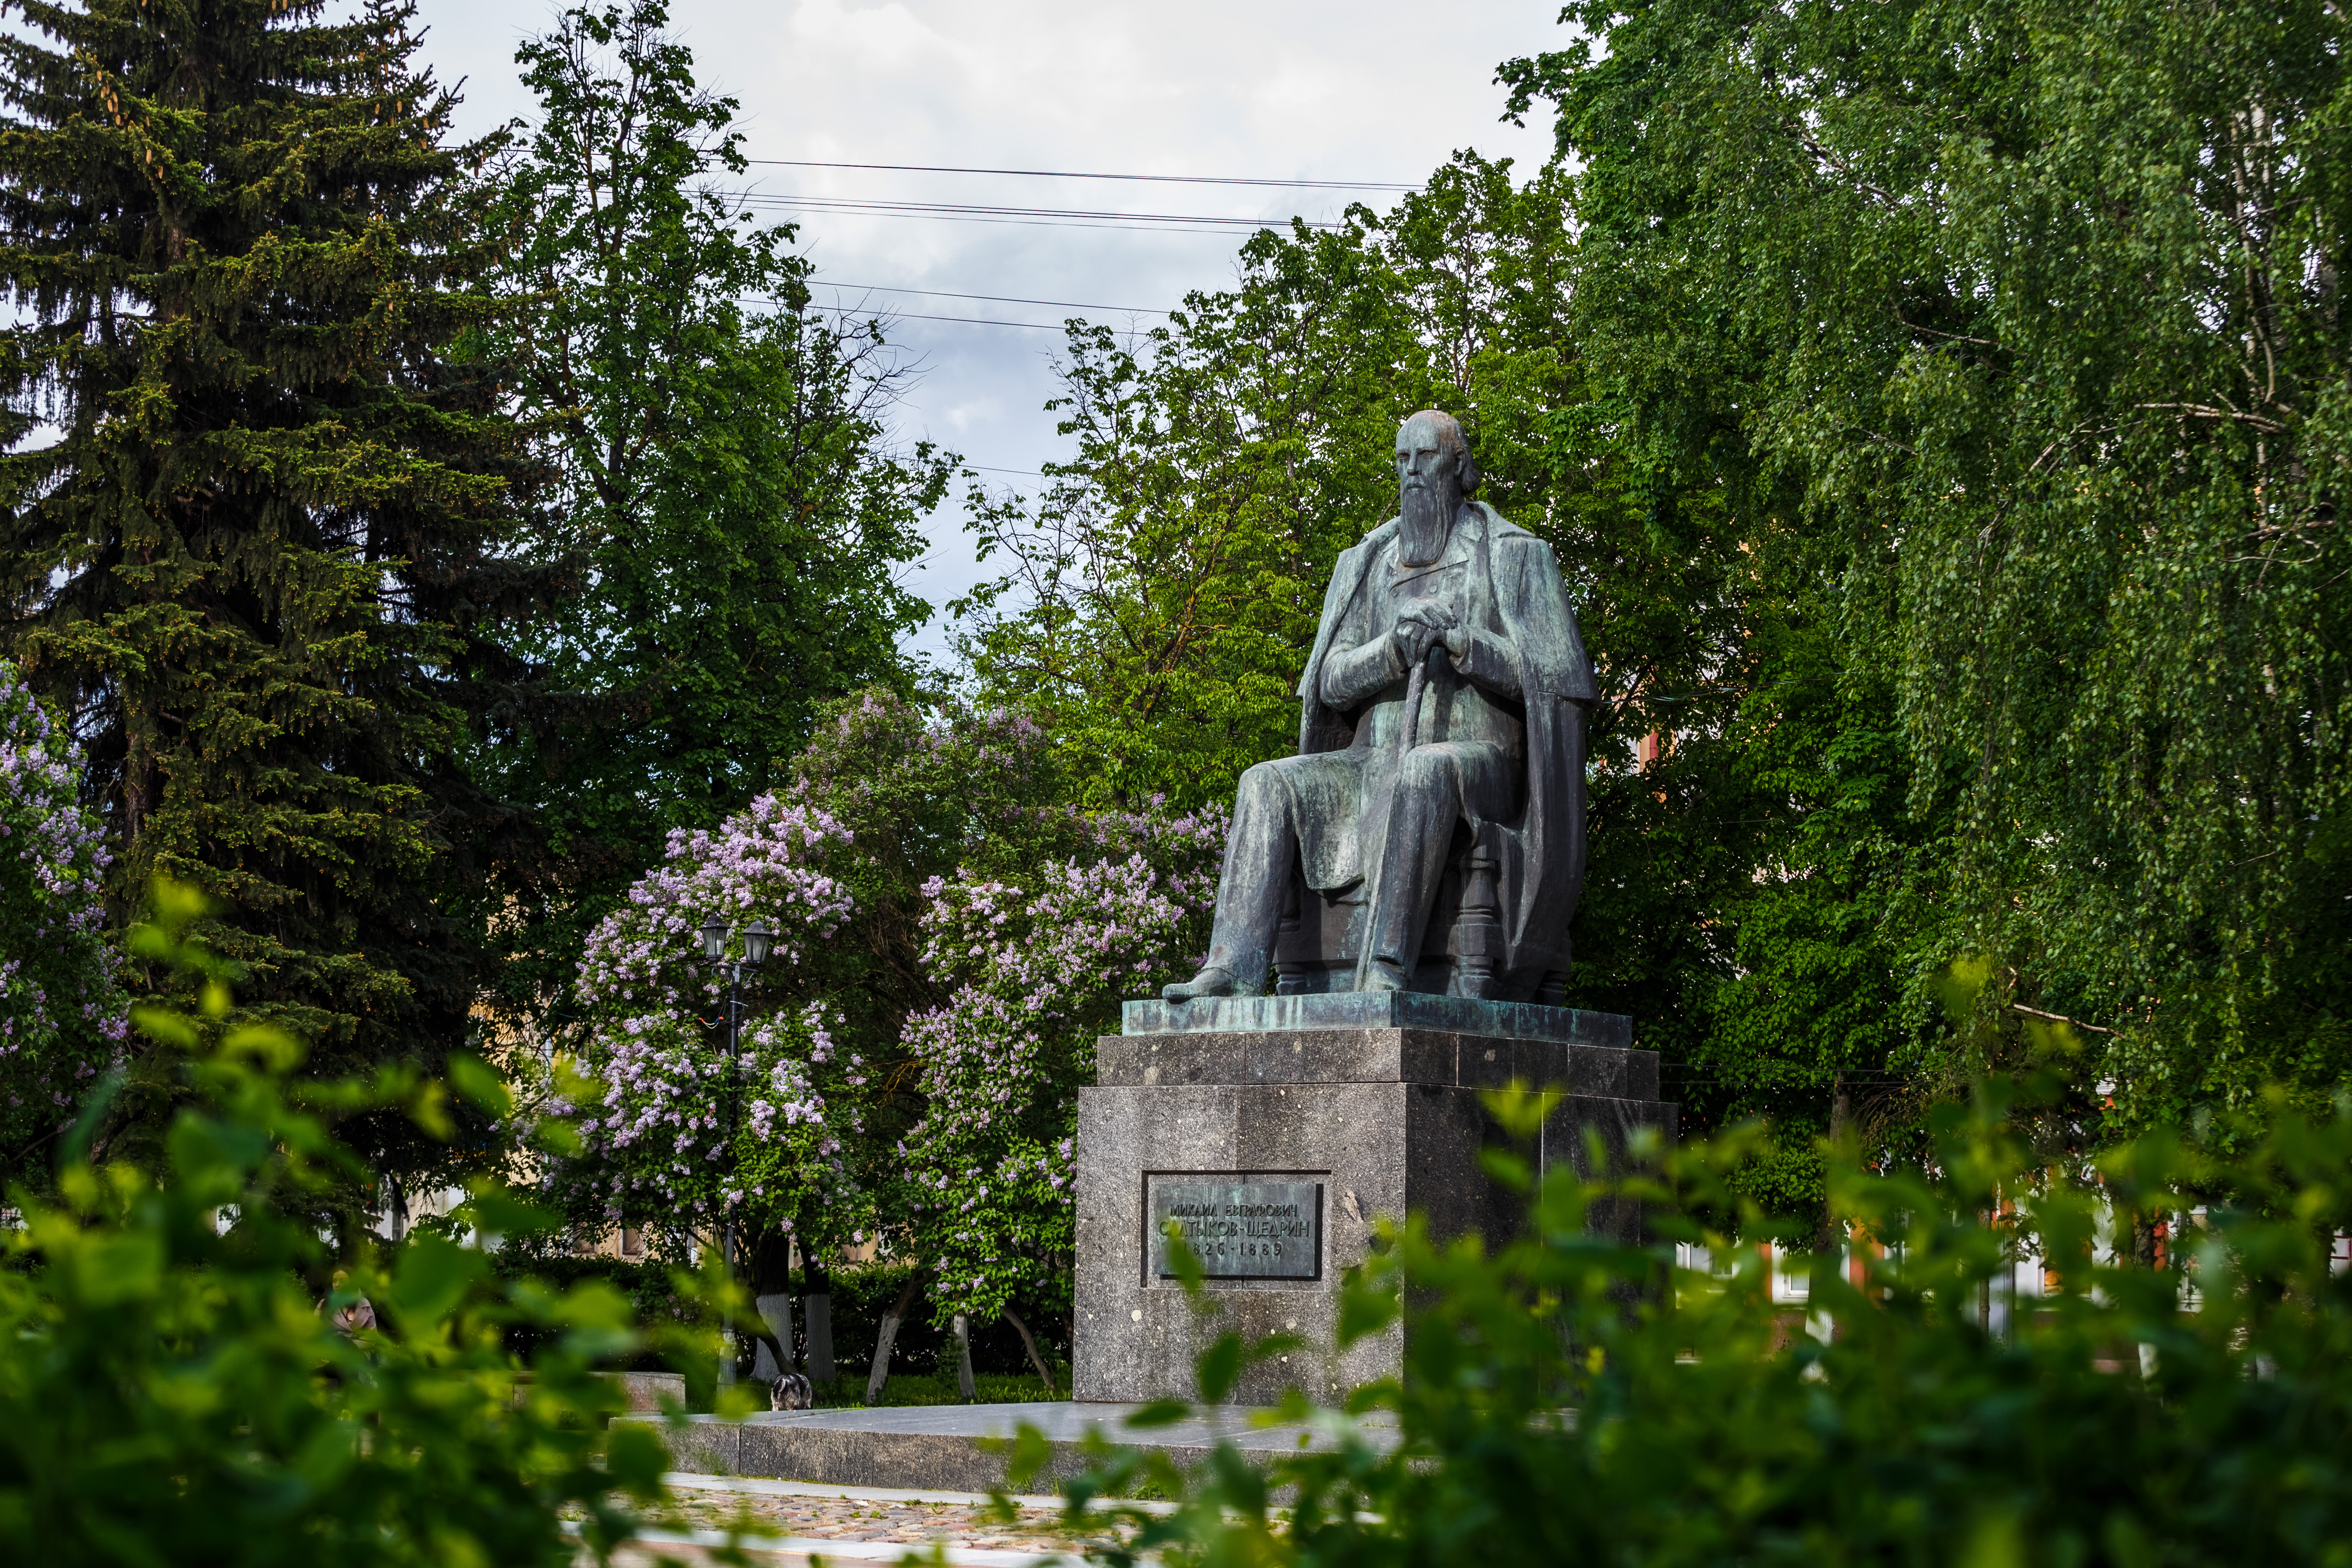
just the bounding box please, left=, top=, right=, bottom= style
left=1071, top=993, right=1676, bottom=1405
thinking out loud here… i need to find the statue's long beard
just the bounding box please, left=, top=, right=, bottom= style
left=1397, top=481, right=1458, bottom=566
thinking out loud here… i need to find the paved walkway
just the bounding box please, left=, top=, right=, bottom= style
left=590, top=1402, right=1397, bottom=1560
left=589, top=1472, right=1150, bottom=1565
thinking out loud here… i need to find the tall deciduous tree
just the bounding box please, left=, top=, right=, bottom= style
left=954, top=205, right=1428, bottom=811
left=1504, top=0, right=2352, bottom=1137
left=0, top=0, right=555, bottom=1170
left=475, top=2, right=953, bottom=1012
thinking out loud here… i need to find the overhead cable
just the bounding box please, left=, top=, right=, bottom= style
left=728, top=191, right=1349, bottom=233
left=860, top=310, right=1065, bottom=331
left=749, top=291, right=1167, bottom=331
left=746, top=158, right=1414, bottom=191
left=818, top=283, right=1170, bottom=315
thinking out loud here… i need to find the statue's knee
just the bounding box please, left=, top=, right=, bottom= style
left=1235, top=760, right=1288, bottom=808
left=1399, top=748, right=1455, bottom=792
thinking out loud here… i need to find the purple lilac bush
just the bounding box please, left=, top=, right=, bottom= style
left=896, top=809, right=1222, bottom=1323
left=0, top=662, right=126, bottom=1169
left=548, top=691, right=1223, bottom=1330
left=558, top=793, right=866, bottom=1248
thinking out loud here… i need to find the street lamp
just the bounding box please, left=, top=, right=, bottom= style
left=700, top=916, right=772, bottom=1382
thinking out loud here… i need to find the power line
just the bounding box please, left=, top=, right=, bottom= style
left=750, top=290, right=1166, bottom=332
left=729, top=191, right=1347, bottom=233
left=863, top=310, right=1066, bottom=331
left=746, top=158, right=1414, bottom=192
left=819, top=283, right=1170, bottom=315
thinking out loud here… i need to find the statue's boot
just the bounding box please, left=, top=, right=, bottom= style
left=1359, top=956, right=1413, bottom=992
left=1162, top=967, right=1244, bottom=1002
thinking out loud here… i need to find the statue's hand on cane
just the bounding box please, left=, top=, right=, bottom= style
left=1393, top=601, right=1458, bottom=666
left=1394, top=604, right=1459, bottom=753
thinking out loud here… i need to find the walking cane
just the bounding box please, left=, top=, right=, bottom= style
left=1355, top=643, right=1435, bottom=991
left=1398, top=644, right=1433, bottom=755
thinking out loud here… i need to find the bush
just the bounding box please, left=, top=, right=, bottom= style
left=0, top=660, right=126, bottom=1179
left=487, top=1254, right=706, bottom=1363
left=825, top=1261, right=1070, bottom=1384
left=0, top=893, right=722, bottom=1563
left=1037, top=1081, right=2352, bottom=1565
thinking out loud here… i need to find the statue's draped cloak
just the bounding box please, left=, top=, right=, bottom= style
left=1294, top=503, right=1597, bottom=985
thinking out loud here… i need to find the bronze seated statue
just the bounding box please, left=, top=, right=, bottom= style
left=1165, top=409, right=1596, bottom=1006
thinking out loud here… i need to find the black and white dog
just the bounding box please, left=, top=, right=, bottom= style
left=769, top=1372, right=814, bottom=1411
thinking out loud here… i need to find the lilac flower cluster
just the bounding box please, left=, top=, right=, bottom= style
left=0, top=664, right=128, bottom=1149
left=549, top=793, right=869, bottom=1255
left=576, top=792, right=856, bottom=1014
left=544, top=689, right=1229, bottom=1308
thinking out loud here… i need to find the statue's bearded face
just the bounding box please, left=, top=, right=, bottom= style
left=1395, top=414, right=1461, bottom=567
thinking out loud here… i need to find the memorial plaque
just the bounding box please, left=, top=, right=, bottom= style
left=1149, top=1178, right=1322, bottom=1280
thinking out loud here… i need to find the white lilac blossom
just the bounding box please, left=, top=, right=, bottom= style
left=0, top=663, right=128, bottom=1162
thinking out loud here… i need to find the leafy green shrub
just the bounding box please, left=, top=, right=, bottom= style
left=1040, top=1083, right=2352, bottom=1565
left=821, top=1261, right=1070, bottom=1384
left=0, top=659, right=127, bottom=1176
left=0, top=897, right=710, bottom=1564
left=485, top=1253, right=706, bottom=1370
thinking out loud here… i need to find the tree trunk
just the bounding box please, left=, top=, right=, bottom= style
left=951, top=1313, right=977, bottom=1400
left=801, top=1216, right=835, bottom=1381
left=1002, top=1306, right=1057, bottom=1397
left=865, top=1267, right=923, bottom=1405
left=745, top=1227, right=796, bottom=1373
left=1814, top=1073, right=1852, bottom=1262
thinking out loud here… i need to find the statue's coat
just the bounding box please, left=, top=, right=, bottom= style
left=1294, top=502, right=1596, bottom=988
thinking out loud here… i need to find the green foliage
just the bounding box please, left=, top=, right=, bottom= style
left=0, top=0, right=557, bottom=1186
left=538, top=691, right=1092, bottom=1273
left=474, top=1, right=954, bottom=1012
left=494, top=1253, right=1074, bottom=1388
left=542, top=687, right=1216, bottom=1335
left=0, top=900, right=691, bottom=1564
left=890, top=788, right=1219, bottom=1328
left=1503, top=0, right=2352, bottom=1136
left=1042, top=1084, right=2352, bottom=1565
left=775, top=690, right=1116, bottom=1066
left=0, top=660, right=125, bottom=1172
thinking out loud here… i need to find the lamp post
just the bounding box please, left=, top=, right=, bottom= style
left=699, top=914, right=773, bottom=1384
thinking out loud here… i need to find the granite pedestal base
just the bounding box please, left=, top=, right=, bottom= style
left=1072, top=994, right=1676, bottom=1405
left=618, top=1401, right=1396, bottom=1490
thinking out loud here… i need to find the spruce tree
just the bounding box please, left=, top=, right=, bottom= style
left=0, top=0, right=553, bottom=1179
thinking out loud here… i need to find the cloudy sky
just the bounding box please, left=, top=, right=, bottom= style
left=409, top=0, right=1572, bottom=656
